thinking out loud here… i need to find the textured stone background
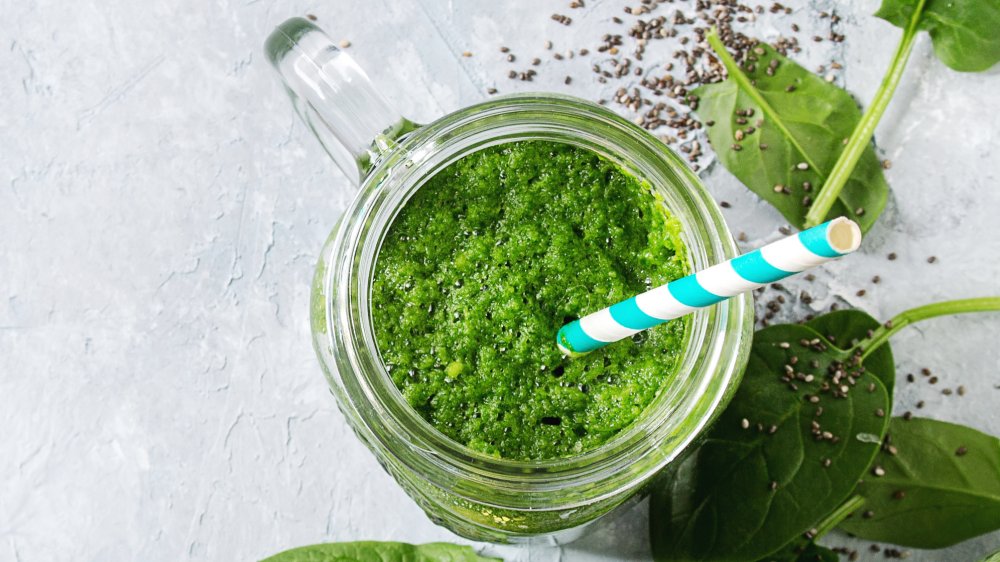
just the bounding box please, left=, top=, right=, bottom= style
left=2, top=0, right=998, bottom=560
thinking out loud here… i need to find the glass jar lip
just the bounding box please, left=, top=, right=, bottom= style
left=324, top=93, right=753, bottom=504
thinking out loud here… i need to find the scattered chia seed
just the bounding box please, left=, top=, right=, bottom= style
left=338, top=39, right=352, bottom=48
left=893, top=490, right=906, bottom=500
left=872, top=465, right=886, bottom=477
left=888, top=252, right=897, bottom=261
left=956, top=446, right=968, bottom=456
left=551, top=13, right=573, bottom=25
left=306, top=13, right=317, bottom=21
left=741, top=417, right=750, bottom=429
left=927, top=255, right=937, bottom=263
left=490, top=2, right=843, bottom=170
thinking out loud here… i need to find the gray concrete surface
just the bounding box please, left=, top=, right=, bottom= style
left=2, top=0, right=998, bottom=560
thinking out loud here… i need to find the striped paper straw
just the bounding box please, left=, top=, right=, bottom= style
left=557, top=217, right=862, bottom=356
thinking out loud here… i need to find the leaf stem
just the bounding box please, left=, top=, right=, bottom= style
left=813, top=494, right=866, bottom=540
left=857, top=297, right=1000, bottom=360
left=704, top=29, right=823, bottom=174
left=803, top=0, right=927, bottom=228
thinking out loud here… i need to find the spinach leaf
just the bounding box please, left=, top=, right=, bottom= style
left=876, top=0, right=1000, bottom=72
left=261, top=541, right=500, bottom=562
left=649, top=318, right=891, bottom=561
left=804, top=0, right=1000, bottom=228
left=839, top=417, right=1000, bottom=548
left=694, top=31, right=889, bottom=233
left=650, top=298, right=1000, bottom=561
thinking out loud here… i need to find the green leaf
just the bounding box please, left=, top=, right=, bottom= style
left=694, top=37, right=889, bottom=233
left=650, top=318, right=891, bottom=561
left=261, top=541, right=501, bottom=562
left=839, top=417, right=1000, bottom=548
left=876, top=0, right=1000, bottom=72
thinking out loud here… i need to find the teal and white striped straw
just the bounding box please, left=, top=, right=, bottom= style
left=557, top=218, right=862, bottom=356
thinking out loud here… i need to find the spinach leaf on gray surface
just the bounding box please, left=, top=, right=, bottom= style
left=803, top=0, right=1000, bottom=228
left=876, top=0, right=1000, bottom=72
left=694, top=31, right=888, bottom=233
left=649, top=320, right=891, bottom=561
left=650, top=298, right=1000, bottom=561
left=839, top=417, right=1000, bottom=548
left=261, top=541, right=500, bottom=562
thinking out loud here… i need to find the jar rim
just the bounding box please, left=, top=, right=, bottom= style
left=321, top=93, right=753, bottom=509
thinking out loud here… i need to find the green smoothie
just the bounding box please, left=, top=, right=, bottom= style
left=371, top=140, right=688, bottom=461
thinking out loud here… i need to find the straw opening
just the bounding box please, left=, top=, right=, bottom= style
left=827, top=217, right=863, bottom=254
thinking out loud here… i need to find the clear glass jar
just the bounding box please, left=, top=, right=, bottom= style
left=267, top=17, right=754, bottom=543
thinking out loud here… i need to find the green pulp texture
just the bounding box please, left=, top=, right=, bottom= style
left=372, top=140, right=689, bottom=461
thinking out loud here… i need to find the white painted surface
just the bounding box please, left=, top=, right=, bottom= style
left=2, top=0, right=998, bottom=560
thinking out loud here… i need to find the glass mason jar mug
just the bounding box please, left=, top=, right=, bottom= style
left=266, top=18, right=753, bottom=543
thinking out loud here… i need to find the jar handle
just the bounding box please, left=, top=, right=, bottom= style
left=265, top=18, right=419, bottom=185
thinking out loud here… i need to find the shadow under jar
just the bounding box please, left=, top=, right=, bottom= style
left=266, top=17, right=753, bottom=544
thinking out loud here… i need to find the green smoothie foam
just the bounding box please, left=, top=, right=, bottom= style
left=371, top=140, right=689, bottom=461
